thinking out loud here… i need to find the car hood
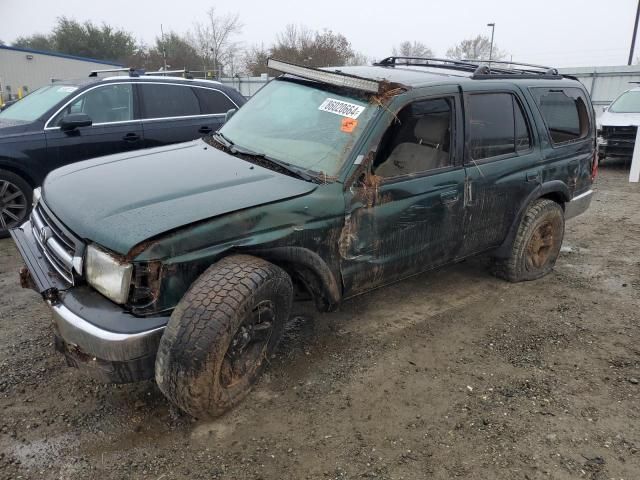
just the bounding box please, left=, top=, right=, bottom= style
left=0, top=118, right=33, bottom=135
left=598, top=110, right=640, bottom=128
left=43, top=139, right=318, bottom=255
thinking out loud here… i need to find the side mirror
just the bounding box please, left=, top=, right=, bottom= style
left=224, top=108, right=237, bottom=124
left=602, top=106, right=608, bottom=113
left=60, top=113, right=92, bottom=131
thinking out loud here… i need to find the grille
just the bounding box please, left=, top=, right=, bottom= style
left=602, top=125, right=637, bottom=141
left=30, top=203, right=78, bottom=285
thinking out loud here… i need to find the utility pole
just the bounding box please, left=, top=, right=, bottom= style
left=629, top=0, right=640, bottom=65
left=160, top=24, right=168, bottom=72
left=487, top=23, right=496, bottom=67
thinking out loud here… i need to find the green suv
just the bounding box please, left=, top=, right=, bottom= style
left=11, top=57, right=597, bottom=418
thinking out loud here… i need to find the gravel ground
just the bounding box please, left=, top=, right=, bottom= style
left=0, top=163, right=639, bottom=480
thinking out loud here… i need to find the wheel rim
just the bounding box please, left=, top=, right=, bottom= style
left=0, top=180, right=28, bottom=230
left=220, top=300, right=275, bottom=388
left=526, top=220, right=555, bottom=269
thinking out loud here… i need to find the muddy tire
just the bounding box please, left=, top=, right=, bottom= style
left=0, top=169, right=32, bottom=238
left=155, top=254, right=292, bottom=418
left=492, top=199, right=564, bottom=282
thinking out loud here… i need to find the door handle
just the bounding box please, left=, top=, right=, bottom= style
left=198, top=126, right=213, bottom=134
left=440, top=190, right=459, bottom=204
left=525, top=171, right=540, bottom=183
left=123, top=132, right=140, bottom=142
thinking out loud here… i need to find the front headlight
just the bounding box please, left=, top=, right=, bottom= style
left=32, top=187, right=41, bottom=207
left=85, top=244, right=133, bottom=305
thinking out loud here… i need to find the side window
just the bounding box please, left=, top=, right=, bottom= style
left=468, top=93, right=531, bottom=160
left=531, top=87, right=590, bottom=144
left=374, top=97, right=453, bottom=178
left=52, top=84, right=133, bottom=125
left=140, top=84, right=200, bottom=119
left=194, top=88, right=236, bottom=114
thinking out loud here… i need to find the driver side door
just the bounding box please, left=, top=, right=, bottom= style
left=44, top=83, right=144, bottom=170
left=340, top=89, right=466, bottom=296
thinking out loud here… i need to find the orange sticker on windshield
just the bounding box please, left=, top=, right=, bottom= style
left=341, top=118, right=358, bottom=133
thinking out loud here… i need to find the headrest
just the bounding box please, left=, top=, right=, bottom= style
left=414, top=115, right=449, bottom=146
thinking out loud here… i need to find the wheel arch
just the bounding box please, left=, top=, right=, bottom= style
left=493, top=181, right=570, bottom=258
left=241, top=246, right=342, bottom=312
left=0, top=158, right=37, bottom=187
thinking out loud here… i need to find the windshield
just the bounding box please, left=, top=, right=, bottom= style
left=0, top=84, right=79, bottom=122
left=609, top=90, right=640, bottom=113
left=218, top=78, right=377, bottom=176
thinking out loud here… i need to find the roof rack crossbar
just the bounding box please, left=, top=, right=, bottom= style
left=89, top=67, right=139, bottom=77
left=460, top=58, right=552, bottom=71
left=375, top=56, right=479, bottom=71
left=375, top=56, right=562, bottom=79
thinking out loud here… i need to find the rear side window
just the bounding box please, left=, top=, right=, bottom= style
left=194, top=88, right=236, bottom=114
left=140, top=84, right=200, bottom=119
left=467, top=93, right=531, bottom=160
left=531, top=88, right=590, bottom=145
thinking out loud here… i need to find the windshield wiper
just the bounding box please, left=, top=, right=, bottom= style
left=211, top=131, right=234, bottom=148
left=211, top=133, right=320, bottom=183
left=232, top=146, right=320, bottom=183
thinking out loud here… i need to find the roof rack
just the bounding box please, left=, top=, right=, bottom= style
left=89, top=67, right=142, bottom=78
left=144, top=68, right=193, bottom=79
left=374, top=56, right=563, bottom=80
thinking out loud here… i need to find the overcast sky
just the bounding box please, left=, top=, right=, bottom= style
left=1, top=0, right=638, bottom=68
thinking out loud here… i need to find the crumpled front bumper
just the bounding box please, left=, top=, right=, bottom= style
left=10, top=221, right=168, bottom=383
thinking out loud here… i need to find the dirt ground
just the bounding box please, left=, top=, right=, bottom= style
left=0, top=163, right=638, bottom=480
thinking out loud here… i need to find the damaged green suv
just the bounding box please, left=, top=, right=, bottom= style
left=11, top=58, right=596, bottom=418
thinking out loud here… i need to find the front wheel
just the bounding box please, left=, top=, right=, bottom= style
left=0, top=169, right=31, bottom=238
left=155, top=254, right=293, bottom=418
left=492, top=199, right=565, bottom=282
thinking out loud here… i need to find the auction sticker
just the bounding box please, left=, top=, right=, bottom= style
left=341, top=118, right=358, bottom=133
left=318, top=98, right=365, bottom=119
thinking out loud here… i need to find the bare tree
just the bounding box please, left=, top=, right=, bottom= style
left=189, top=7, right=243, bottom=77
left=392, top=41, right=434, bottom=58
left=268, top=24, right=354, bottom=68
left=243, top=43, right=270, bottom=76
left=446, top=35, right=506, bottom=61
left=345, top=51, right=370, bottom=66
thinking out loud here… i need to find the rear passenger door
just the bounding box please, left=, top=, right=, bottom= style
left=459, top=87, right=541, bottom=257
left=528, top=87, right=594, bottom=197
left=138, top=83, right=233, bottom=148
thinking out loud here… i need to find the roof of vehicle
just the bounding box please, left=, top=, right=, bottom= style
left=327, top=64, right=581, bottom=89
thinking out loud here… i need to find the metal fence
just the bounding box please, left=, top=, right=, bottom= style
left=218, top=75, right=271, bottom=98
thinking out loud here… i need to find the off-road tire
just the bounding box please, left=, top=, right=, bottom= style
left=492, top=199, right=564, bottom=282
left=155, top=254, right=293, bottom=418
left=0, top=169, right=32, bottom=238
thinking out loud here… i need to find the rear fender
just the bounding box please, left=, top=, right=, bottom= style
left=493, top=181, right=570, bottom=258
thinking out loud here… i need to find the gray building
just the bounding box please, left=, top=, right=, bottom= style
left=0, top=45, right=122, bottom=103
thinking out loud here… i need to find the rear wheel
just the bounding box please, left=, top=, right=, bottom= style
left=0, top=169, right=31, bottom=238
left=492, top=199, right=564, bottom=282
left=155, top=254, right=293, bottom=418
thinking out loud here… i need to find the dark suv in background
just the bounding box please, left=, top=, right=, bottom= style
left=0, top=70, right=245, bottom=236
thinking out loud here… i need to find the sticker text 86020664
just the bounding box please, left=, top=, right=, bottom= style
left=318, top=98, right=365, bottom=119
